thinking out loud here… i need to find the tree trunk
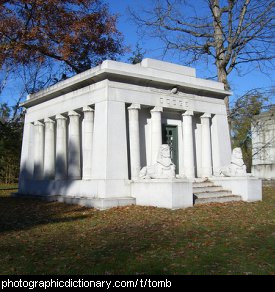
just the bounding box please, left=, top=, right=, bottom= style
left=211, top=0, right=232, bottom=131
left=217, top=65, right=231, bottom=131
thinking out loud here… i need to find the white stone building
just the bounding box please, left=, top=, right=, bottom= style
left=18, top=59, right=262, bottom=209
left=252, top=105, right=275, bottom=180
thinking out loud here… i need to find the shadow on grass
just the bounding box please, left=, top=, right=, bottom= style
left=0, top=187, right=274, bottom=274
left=0, top=141, right=93, bottom=233
left=0, top=196, right=91, bottom=234
left=1, top=204, right=274, bottom=275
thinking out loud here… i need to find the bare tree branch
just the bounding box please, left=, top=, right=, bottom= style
left=130, top=0, right=275, bottom=126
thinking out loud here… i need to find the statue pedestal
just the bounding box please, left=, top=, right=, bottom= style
left=131, top=179, right=193, bottom=209
left=211, top=176, right=262, bottom=202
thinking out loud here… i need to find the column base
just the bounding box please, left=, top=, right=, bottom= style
left=14, top=193, right=136, bottom=210
left=18, top=178, right=131, bottom=200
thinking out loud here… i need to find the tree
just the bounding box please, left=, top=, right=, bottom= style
left=128, top=43, right=146, bottom=64
left=0, top=0, right=124, bottom=75
left=131, top=0, right=274, bottom=123
left=0, top=102, right=23, bottom=183
left=230, top=88, right=271, bottom=172
left=0, top=65, right=11, bottom=96
left=19, top=60, right=58, bottom=94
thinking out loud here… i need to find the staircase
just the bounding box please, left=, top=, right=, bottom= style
left=193, top=180, right=242, bottom=205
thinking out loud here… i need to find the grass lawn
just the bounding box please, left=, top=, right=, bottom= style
left=0, top=184, right=274, bottom=275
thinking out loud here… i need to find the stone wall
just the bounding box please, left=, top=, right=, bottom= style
left=252, top=105, right=275, bottom=180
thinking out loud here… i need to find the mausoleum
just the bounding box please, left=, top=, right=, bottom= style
left=252, top=105, right=275, bottom=180
left=18, top=59, right=262, bottom=209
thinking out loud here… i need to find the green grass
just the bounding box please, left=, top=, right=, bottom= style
left=0, top=185, right=274, bottom=275
left=0, top=183, right=18, bottom=192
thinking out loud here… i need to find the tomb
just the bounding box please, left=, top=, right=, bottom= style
left=18, top=59, right=262, bottom=209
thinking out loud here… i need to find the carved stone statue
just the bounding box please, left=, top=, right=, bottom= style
left=139, top=144, right=176, bottom=179
left=219, top=147, right=247, bottom=177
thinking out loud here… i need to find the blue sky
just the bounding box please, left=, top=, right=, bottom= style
left=1, top=0, right=274, bottom=106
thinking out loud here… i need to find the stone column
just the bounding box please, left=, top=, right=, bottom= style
left=201, top=113, right=213, bottom=177
left=55, top=114, right=67, bottom=179
left=151, top=106, right=163, bottom=164
left=19, top=121, right=34, bottom=182
left=128, top=104, right=141, bottom=179
left=182, top=111, right=195, bottom=179
left=68, top=111, right=81, bottom=179
left=82, top=106, right=94, bottom=179
left=91, top=101, right=129, bottom=187
left=211, top=114, right=231, bottom=175
left=33, top=121, right=44, bottom=179
left=44, top=118, right=55, bottom=179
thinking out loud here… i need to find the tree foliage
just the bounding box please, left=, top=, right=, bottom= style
left=128, top=43, right=146, bottom=64
left=0, top=102, right=23, bottom=183
left=0, top=0, right=124, bottom=74
left=230, top=88, right=271, bottom=172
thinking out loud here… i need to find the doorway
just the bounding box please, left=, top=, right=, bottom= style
left=162, top=125, right=179, bottom=174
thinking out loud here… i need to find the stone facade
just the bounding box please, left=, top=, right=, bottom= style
left=252, top=105, right=275, bottom=180
left=18, top=59, right=262, bottom=209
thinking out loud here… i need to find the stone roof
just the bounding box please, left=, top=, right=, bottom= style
left=21, top=58, right=231, bottom=108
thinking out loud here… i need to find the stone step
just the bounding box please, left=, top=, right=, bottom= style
left=194, top=195, right=242, bottom=205
left=194, top=191, right=233, bottom=199
left=193, top=186, right=224, bottom=193
left=193, top=178, right=209, bottom=183
left=192, top=182, right=216, bottom=188
left=193, top=179, right=242, bottom=205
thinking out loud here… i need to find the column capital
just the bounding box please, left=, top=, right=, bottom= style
left=34, top=121, right=44, bottom=127
left=150, top=106, right=163, bottom=113
left=201, top=113, right=212, bottom=119
left=128, top=103, right=141, bottom=110
left=44, top=118, right=55, bottom=124
left=182, top=110, right=194, bottom=117
left=55, top=114, right=67, bottom=120
left=68, top=110, right=80, bottom=117
left=82, top=106, right=94, bottom=112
